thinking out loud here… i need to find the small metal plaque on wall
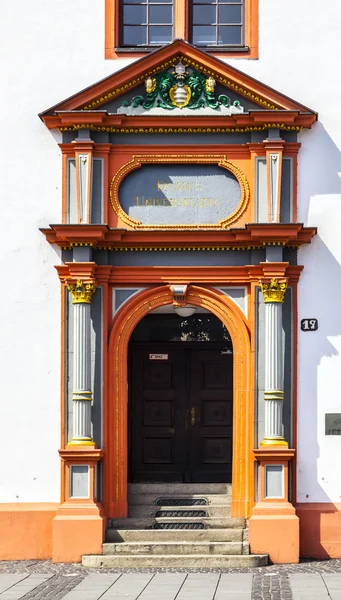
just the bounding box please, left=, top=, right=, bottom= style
left=301, top=318, right=318, bottom=331
left=325, top=414, right=341, bottom=435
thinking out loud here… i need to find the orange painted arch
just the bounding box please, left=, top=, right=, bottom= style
left=106, top=284, right=254, bottom=518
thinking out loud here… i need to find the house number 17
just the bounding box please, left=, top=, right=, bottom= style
left=301, top=318, right=318, bottom=331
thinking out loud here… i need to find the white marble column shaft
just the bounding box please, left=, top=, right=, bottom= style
left=262, top=299, right=287, bottom=446
left=71, top=302, right=93, bottom=443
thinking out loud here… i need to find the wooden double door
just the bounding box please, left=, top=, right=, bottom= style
left=129, top=343, right=233, bottom=483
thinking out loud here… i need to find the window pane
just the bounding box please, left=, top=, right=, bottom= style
left=123, top=25, right=147, bottom=44
left=193, top=5, right=216, bottom=24
left=150, top=0, right=173, bottom=3
left=193, top=0, right=216, bottom=4
left=149, top=5, right=173, bottom=23
left=124, top=5, right=147, bottom=24
left=218, top=5, right=241, bottom=24
left=149, top=25, right=172, bottom=43
left=123, top=0, right=145, bottom=4
left=193, top=25, right=216, bottom=44
left=218, top=25, right=242, bottom=44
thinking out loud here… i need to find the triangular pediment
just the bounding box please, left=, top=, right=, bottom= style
left=40, top=39, right=317, bottom=131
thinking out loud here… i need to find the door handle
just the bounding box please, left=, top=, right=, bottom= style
left=191, top=407, right=196, bottom=426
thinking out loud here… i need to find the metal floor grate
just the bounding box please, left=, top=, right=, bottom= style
left=152, top=522, right=206, bottom=529
left=155, top=509, right=208, bottom=518
left=155, top=498, right=208, bottom=506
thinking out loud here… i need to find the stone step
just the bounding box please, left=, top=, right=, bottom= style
left=128, top=493, right=232, bottom=506
left=108, top=517, right=245, bottom=529
left=106, top=528, right=244, bottom=543
left=102, top=541, right=248, bottom=555
left=82, top=553, right=267, bottom=569
left=128, top=505, right=231, bottom=518
left=128, top=483, right=232, bottom=495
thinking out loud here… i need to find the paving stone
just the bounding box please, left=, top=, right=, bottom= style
left=175, top=573, right=219, bottom=599
left=100, top=573, right=154, bottom=599
left=215, top=573, right=253, bottom=598
left=138, top=573, right=187, bottom=600
left=0, top=574, right=53, bottom=599
left=0, top=576, right=29, bottom=595
left=4, top=558, right=341, bottom=600
left=289, top=573, right=329, bottom=599
left=321, top=573, right=341, bottom=600
left=61, top=574, right=122, bottom=599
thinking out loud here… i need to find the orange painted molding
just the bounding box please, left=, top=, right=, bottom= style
left=54, top=262, right=304, bottom=287
left=106, top=284, right=254, bottom=519
left=253, top=448, right=295, bottom=461
left=59, top=448, right=103, bottom=461
left=39, top=40, right=317, bottom=118
left=249, top=511, right=299, bottom=563
left=42, top=110, right=316, bottom=133
left=297, top=503, right=341, bottom=559
left=41, top=223, right=317, bottom=249
left=0, top=503, right=59, bottom=561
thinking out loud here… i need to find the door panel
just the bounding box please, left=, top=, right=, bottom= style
left=129, top=344, right=233, bottom=483
left=129, top=347, right=186, bottom=482
left=190, top=349, right=233, bottom=483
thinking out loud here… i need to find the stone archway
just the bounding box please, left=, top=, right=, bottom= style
left=106, top=284, right=253, bottom=519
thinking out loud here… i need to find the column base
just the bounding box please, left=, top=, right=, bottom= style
left=249, top=501, right=299, bottom=564
left=52, top=502, right=105, bottom=563
left=67, top=438, right=96, bottom=447
left=260, top=437, right=288, bottom=447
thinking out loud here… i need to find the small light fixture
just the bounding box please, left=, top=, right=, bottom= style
left=173, top=306, right=197, bottom=318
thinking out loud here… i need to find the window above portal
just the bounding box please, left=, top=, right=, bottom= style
left=106, top=0, right=257, bottom=58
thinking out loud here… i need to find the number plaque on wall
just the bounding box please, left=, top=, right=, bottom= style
left=300, top=319, right=318, bottom=331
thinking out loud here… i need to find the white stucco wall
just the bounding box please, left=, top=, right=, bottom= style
left=1, top=0, right=341, bottom=502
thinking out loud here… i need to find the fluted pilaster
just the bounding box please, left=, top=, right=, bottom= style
left=67, top=279, right=96, bottom=446
left=260, top=278, right=287, bottom=447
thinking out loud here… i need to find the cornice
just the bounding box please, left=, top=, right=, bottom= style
left=41, top=223, right=317, bottom=250
left=55, top=263, right=304, bottom=286
left=42, top=110, right=316, bottom=133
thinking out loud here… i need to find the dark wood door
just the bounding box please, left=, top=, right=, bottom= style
left=129, top=344, right=233, bottom=483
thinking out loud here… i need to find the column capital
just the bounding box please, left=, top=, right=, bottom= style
left=67, top=279, right=96, bottom=304
left=260, top=278, right=288, bottom=303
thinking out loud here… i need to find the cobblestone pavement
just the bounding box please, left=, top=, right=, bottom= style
left=2, top=559, right=341, bottom=599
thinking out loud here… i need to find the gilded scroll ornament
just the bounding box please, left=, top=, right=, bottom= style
left=121, top=62, right=242, bottom=112
left=67, top=279, right=96, bottom=304
left=260, top=278, right=287, bottom=303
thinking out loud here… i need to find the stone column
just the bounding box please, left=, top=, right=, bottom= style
left=260, top=278, right=288, bottom=446
left=67, top=279, right=96, bottom=446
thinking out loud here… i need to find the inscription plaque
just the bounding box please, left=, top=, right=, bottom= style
left=118, top=164, right=242, bottom=226
left=325, top=414, right=341, bottom=435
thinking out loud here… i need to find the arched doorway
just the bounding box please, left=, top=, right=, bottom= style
left=107, top=284, right=253, bottom=519
left=128, top=309, right=233, bottom=483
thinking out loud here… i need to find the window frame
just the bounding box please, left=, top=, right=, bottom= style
left=105, top=0, right=258, bottom=58
left=189, top=0, right=245, bottom=50
left=120, top=0, right=175, bottom=48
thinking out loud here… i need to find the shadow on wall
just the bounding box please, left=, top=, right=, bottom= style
left=298, top=121, right=341, bottom=223
left=296, top=119, right=341, bottom=557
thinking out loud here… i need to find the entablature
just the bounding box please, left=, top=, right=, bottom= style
left=41, top=222, right=317, bottom=251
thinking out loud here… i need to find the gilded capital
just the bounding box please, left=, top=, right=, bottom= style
left=260, top=278, right=287, bottom=303
left=67, top=279, right=96, bottom=304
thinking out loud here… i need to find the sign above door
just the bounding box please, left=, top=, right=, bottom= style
left=112, top=155, right=249, bottom=229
